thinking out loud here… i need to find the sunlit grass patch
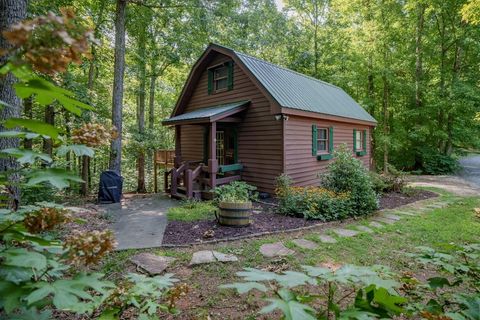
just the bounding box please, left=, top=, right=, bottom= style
left=167, top=200, right=216, bottom=222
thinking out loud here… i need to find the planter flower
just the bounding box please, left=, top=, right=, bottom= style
left=214, top=181, right=257, bottom=227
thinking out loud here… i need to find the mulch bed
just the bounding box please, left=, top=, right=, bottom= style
left=162, top=189, right=438, bottom=246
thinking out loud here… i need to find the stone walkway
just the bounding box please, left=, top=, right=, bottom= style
left=125, top=195, right=457, bottom=275
left=257, top=197, right=454, bottom=258
left=105, top=194, right=177, bottom=250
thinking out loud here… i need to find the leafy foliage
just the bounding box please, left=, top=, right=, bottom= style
left=214, top=181, right=257, bottom=203
left=221, top=264, right=405, bottom=319
left=320, top=145, right=378, bottom=216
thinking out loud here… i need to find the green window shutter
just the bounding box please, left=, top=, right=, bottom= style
left=363, top=129, right=367, bottom=154
left=329, top=126, right=334, bottom=153
left=207, top=69, right=213, bottom=95
left=227, top=61, right=234, bottom=90
left=312, top=124, right=317, bottom=156
left=203, top=126, right=209, bottom=163
left=353, top=129, right=357, bottom=152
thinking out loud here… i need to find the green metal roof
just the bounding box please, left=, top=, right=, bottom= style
left=163, top=100, right=249, bottom=125
left=234, top=50, right=377, bottom=123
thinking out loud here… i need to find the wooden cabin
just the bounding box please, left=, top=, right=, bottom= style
left=162, top=43, right=377, bottom=200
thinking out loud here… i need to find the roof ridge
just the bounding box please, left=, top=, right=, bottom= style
left=209, top=43, right=342, bottom=90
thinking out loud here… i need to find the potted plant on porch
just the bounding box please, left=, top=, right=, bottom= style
left=214, top=181, right=257, bottom=227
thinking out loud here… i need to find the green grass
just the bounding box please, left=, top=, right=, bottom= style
left=98, top=189, right=480, bottom=318
left=166, top=200, right=216, bottom=222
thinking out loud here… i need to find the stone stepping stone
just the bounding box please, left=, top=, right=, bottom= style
left=373, top=217, right=396, bottom=225
left=356, top=225, right=374, bottom=233
left=369, top=221, right=384, bottom=228
left=426, top=203, right=445, bottom=209
left=318, top=234, right=337, bottom=243
left=381, top=213, right=402, bottom=221
left=332, top=228, right=359, bottom=237
left=259, top=242, right=295, bottom=258
left=130, top=253, right=175, bottom=275
left=394, top=211, right=415, bottom=216
left=292, top=239, right=318, bottom=250
left=189, top=250, right=238, bottom=265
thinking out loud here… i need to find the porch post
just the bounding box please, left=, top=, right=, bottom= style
left=208, top=122, right=218, bottom=189
left=174, top=125, right=182, bottom=168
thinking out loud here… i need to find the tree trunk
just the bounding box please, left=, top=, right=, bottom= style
left=42, top=105, right=55, bottom=156
left=23, top=96, right=33, bottom=150
left=382, top=72, right=389, bottom=174
left=136, top=23, right=147, bottom=193
left=148, top=73, right=157, bottom=130
left=413, top=3, right=425, bottom=169
left=0, top=0, right=28, bottom=209
left=109, top=0, right=127, bottom=175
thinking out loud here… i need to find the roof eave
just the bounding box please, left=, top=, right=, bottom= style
left=281, top=107, right=377, bottom=126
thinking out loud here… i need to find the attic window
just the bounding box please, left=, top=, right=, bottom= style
left=214, top=66, right=228, bottom=91
left=207, top=61, right=234, bottom=94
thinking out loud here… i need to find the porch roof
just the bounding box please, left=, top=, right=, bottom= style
left=162, top=100, right=249, bottom=125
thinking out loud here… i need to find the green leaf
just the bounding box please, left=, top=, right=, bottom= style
left=339, top=308, right=378, bottom=320
left=428, top=277, right=453, bottom=290
left=0, top=280, right=27, bottom=313
left=1, top=148, right=52, bottom=165
left=4, top=118, right=61, bottom=140
left=27, top=273, right=114, bottom=312
left=0, top=248, right=47, bottom=270
left=57, top=144, right=94, bottom=157
left=26, top=168, right=83, bottom=189
left=0, top=131, right=40, bottom=139
left=8, top=307, right=52, bottom=320
left=260, top=298, right=316, bottom=320
left=236, top=268, right=279, bottom=282
left=220, top=282, right=268, bottom=294
left=454, top=294, right=480, bottom=320
left=13, top=78, right=93, bottom=116
left=98, top=308, right=121, bottom=320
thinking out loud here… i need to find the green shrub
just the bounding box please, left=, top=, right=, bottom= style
left=214, top=181, right=257, bottom=203
left=421, top=151, right=459, bottom=175
left=320, top=144, right=378, bottom=216
left=369, top=164, right=407, bottom=194
left=275, top=174, right=351, bottom=221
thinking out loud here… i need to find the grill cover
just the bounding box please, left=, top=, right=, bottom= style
left=98, top=170, right=123, bottom=203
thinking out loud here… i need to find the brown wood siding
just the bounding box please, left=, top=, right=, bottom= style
left=179, top=53, right=282, bottom=194
left=284, top=115, right=373, bottom=187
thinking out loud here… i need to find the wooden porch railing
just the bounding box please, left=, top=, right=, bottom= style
left=165, top=160, right=244, bottom=200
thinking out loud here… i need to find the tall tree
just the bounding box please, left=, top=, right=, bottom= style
left=109, top=0, right=127, bottom=174
left=0, top=0, right=28, bottom=208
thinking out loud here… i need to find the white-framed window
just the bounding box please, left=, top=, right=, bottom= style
left=213, top=66, right=228, bottom=92
left=317, top=128, right=329, bottom=153
left=356, top=130, right=364, bottom=151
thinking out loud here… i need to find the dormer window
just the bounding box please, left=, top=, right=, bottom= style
left=207, top=61, right=234, bottom=94
left=213, top=66, right=228, bottom=92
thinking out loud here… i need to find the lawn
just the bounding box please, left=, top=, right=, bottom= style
left=101, top=188, right=480, bottom=319
left=166, top=200, right=216, bottom=222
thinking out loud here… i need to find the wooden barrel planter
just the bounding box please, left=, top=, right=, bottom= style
left=216, top=201, right=252, bottom=227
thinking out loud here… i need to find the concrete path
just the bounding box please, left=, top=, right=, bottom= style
left=103, top=194, right=177, bottom=250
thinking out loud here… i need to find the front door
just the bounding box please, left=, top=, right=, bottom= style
left=215, top=127, right=237, bottom=165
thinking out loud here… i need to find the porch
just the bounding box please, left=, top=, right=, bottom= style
left=162, top=101, right=249, bottom=200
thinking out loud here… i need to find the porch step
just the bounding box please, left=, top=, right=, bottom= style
left=176, top=186, right=202, bottom=200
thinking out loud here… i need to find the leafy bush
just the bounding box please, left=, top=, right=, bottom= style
left=214, top=181, right=257, bottom=203
left=421, top=151, right=459, bottom=175
left=320, top=144, right=378, bottom=216
left=369, top=164, right=407, bottom=194
left=275, top=174, right=351, bottom=221
left=221, top=264, right=406, bottom=319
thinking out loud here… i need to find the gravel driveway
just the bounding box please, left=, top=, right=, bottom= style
left=459, top=154, right=480, bottom=188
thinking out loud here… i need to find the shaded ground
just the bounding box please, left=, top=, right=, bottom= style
left=162, top=189, right=436, bottom=245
